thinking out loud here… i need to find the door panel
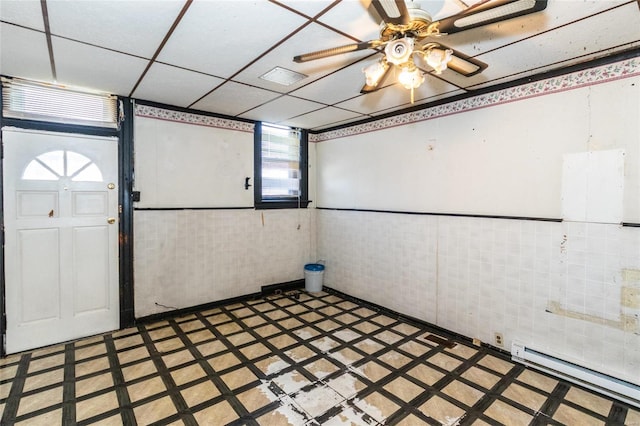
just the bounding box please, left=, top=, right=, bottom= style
left=3, top=128, right=119, bottom=353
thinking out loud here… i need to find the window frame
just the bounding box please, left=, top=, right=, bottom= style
left=254, top=122, right=309, bottom=209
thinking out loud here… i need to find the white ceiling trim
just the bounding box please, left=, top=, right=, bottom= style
left=310, top=57, right=640, bottom=143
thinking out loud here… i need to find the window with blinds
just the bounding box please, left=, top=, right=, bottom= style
left=255, top=123, right=308, bottom=209
left=2, top=77, right=118, bottom=128
left=261, top=124, right=301, bottom=199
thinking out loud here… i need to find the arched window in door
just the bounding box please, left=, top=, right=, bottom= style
left=22, top=150, right=103, bottom=182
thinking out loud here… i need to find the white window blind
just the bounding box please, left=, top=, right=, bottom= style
left=261, top=124, right=301, bottom=199
left=2, top=78, right=118, bottom=128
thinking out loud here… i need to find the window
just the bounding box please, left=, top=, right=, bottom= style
left=254, top=122, right=309, bottom=209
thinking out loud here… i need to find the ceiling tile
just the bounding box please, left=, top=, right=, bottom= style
left=52, top=36, right=149, bottom=96
left=131, top=62, right=224, bottom=107
left=0, top=0, right=45, bottom=30
left=191, top=81, right=281, bottom=117
left=277, top=0, right=336, bottom=18
left=316, top=0, right=380, bottom=41
left=284, top=106, right=364, bottom=130
left=46, top=0, right=185, bottom=58
left=157, top=1, right=307, bottom=78
left=233, top=21, right=373, bottom=91
left=0, top=24, right=52, bottom=81
left=238, top=95, right=324, bottom=124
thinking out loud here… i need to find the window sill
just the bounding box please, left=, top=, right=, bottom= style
left=255, top=200, right=311, bottom=210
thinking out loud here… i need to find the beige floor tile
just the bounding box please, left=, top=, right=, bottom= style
left=284, top=345, right=317, bottom=363
left=22, top=368, right=64, bottom=392
left=14, top=408, right=61, bottom=425
left=75, top=342, right=107, bottom=361
left=326, top=373, right=367, bottom=399
left=195, top=339, right=226, bottom=356
left=117, top=346, right=150, bottom=365
left=501, top=383, right=547, bottom=411
left=133, top=395, right=177, bottom=424
left=226, top=331, right=255, bottom=346
left=315, top=319, right=341, bottom=332
left=354, top=338, right=384, bottom=354
left=76, top=372, right=114, bottom=398
left=446, top=343, right=479, bottom=359
left=1, top=381, right=12, bottom=399
left=148, top=326, right=176, bottom=341
left=407, top=364, right=445, bottom=386
left=356, top=361, right=391, bottom=383
left=329, top=347, right=364, bottom=366
left=442, top=380, right=484, bottom=407
left=113, top=334, right=144, bottom=350
left=268, top=334, right=298, bottom=350
left=553, top=403, right=605, bottom=426
left=352, top=307, right=377, bottom=318
left=163, top=349, right=195, bottom=368
left=625, top=408, right=640, bottom=425
left=428, top=352, right=463, bottom=371
left=230, top=307, right=254, bottom=318
left=272, top=370, right=313, bottom=394
left=333, top=329, right=363, bottom=343
left=374, top=330, right=403, bottom=345
left=221, top=366, right=257, bottom=390
left=286, top=304, right=308, bottom=315
left=254, top=324, right=282, bottom=338
left=206, top=313, right=231, bottom=325
left=171, top=363, right=207, bottom=386
left=0, top=353, right=22, bottom=367
left=208, top=352, right=241, bottom=372
left=237, top=383, right=278, bottom=413
left=419, top=395, right=465, bottom=425
left=564, top=386, right=612, bottom=417
left=254, top=355, right=291, bottom=376
left=154, top=337, right=184, bottom=353
left=178, top=319, right=205, bottom=333
left=75, top=356, right=111, bottom=377
left=16, top=386, right=62, bottom=416
left=87, top=413, right=127, bottom=425
left=393, top=323, right=421, bottom=336
left=310, top=336, right=340, bottom=352
left=304, top=299, right=327, bottom=309
left=299, top=311, right=323, bottom=322
left=27, top=353, right=65, bottom=373
left=265, top=310, right=289, bottom=321
left=76, top=390, right=119, bottom=421
left=371, top=315, right=397, bottom=326
left=293, top=327, right=321, bottom=340
left=187, top=329, right=215, bottom=344
left=484, top=399, right=533, bottom=425
left=30, top=345, right=65, bottom=359
left=127, top=376, right=166, bottom=402
left=355, top=391, right=400, bottom=422
left=398, top=340, right=431, bottom=357
left=516, top=368, right=558, bottom=393
left=336, top=301, right=358, bottom=310
left=180, top=380, right=221, bottom=406
left=461, top=366, right=501, bottom=390
left=122, top=360, right=157, bottom=382
left=242, top=315, right=268, bottom=327
left=335, top=313, right=359, bottom=324
left=0, top=364, right=18, bottom=381
left=216, top=322, right=243, bottom=335
left=256, top=402, right=308, bottom=426
left=239, top=342, right=272, bottom=360
left=379, top=350, right=412, bottom=369
left=384, top=376, right=424, bottom=402
left=276, top=317, right=303, bottom=329
left=304, top=357, right=340, bottom=379
left=319, top=306, right=343, bottom=316
left=478, top=355, right=514, bottom=375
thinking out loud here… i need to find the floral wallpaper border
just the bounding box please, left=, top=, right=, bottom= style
left=310, top=57, right=639, bottom=143
left=135, top=104, right=255, bottom=133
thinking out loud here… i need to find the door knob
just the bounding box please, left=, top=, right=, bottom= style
left=107, top=217, right=116, bottom=224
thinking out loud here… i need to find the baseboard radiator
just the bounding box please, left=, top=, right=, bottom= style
left=511, top=342, right=640, bottom=409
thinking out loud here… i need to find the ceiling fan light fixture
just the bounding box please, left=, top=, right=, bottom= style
left=363, top=60, right=390, bottom=87
left=425, top=47, right=453, bottom=74
left=398, top=65, right=424, bottom=90
left=385, top=38, right=415, bottom=65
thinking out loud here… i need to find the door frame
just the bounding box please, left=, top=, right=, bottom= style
left=0, top=96, right=135, bottom=356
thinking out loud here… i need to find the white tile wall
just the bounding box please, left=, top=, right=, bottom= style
left=317, top=209, right=640, bottom=386
left=134, top=208, right=313, bottom=317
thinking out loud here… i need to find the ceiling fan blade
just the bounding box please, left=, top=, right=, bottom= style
left=371, top=0, right=411, bottom=25
left=293, top=40, right=382, bottom=63
left=361, top=65, right=393, bottom=93
left=436, top=0, right=548, bottom=34
left=438, top=46, right=488, bottom=77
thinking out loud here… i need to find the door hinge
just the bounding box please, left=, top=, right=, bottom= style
left=119, top=204, right=123, bottom=214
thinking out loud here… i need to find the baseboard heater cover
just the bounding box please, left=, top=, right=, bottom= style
left=511, top=342, right=640, bottom=409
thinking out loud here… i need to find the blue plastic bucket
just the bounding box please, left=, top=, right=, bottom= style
left=304, top=263, right=325, bottom=292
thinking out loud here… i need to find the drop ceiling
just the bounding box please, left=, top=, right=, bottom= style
left=1, top=0, right=639, bottom=131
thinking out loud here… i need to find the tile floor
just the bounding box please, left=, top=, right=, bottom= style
left=1, top=289, right=639, bottom=425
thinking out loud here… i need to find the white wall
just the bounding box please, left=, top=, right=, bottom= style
left=133, top=106, right=315, bottom=317
left=315, top=59, right=640, bottom=386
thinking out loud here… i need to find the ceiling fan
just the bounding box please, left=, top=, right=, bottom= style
left=293, top=0, right=548, bottom=102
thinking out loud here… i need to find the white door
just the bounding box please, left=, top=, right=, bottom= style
left=3, top=128, right=119, bottom=354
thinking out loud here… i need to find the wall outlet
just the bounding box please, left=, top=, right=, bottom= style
left=494, top=332, right=504, bottom=348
